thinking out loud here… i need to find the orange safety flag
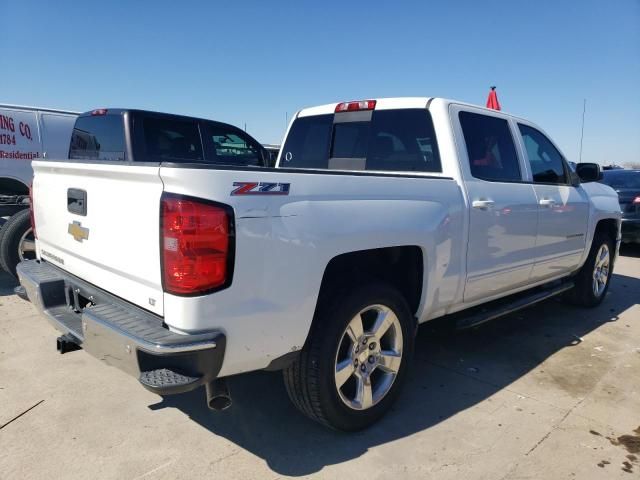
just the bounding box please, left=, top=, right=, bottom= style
left=486, top=86, right=501, bottom=110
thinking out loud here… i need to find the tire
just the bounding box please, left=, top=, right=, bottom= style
left=0, top=209, right=35, bottom=278
left=567, top=230, right=615, bottom=307
left=0, top=220, right=9, bottom=273
left=283, top=282, right=415, bottom=431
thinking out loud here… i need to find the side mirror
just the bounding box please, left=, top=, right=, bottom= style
left=575, top=163, right=603, bottom=183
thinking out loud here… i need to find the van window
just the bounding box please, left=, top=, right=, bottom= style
left=459, top=111, right=521, bottom=182
left=518, top=124, right=567, bottom=184
left=69, top=115, right=126, bottom=161
left=143, top=117, right=203, bottom=161
left=280, top=109, right=441, bottom=173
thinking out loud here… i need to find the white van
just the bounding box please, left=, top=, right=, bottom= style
left=0, top=104, right=78, bottom=277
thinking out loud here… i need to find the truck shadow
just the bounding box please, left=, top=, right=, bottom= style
left=151, top=272, right=639, bottom=476
left=620, top=243, right=640, bottom=258
left=0, top=272, right=17, bottom=296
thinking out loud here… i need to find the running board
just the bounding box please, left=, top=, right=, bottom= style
left=455, top=281, right=575, bottom=330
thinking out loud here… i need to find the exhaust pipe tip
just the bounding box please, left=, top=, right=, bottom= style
left=205, top=378, right=232, bottom=411
left=56, top=334, right=81, bottom=354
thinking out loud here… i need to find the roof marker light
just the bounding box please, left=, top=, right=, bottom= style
left=91, top=109, right=108, bottom=116
left=335, top=100, right=377, bottom=113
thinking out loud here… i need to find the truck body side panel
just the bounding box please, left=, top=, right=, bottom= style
left=159, top=167, right=465, bottom=376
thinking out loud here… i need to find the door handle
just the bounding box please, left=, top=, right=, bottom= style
left=539, top=198, right=556, bottom=207
left=472, top=199, right=495, bottom=210
left=67, top=188, right=87, bottom=216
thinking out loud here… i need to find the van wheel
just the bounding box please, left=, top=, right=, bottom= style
left=0, top=209, right=35, bottom=278
left=283, top=282, right=415, bottom=431
left=567, top=231, right=615, bottom=307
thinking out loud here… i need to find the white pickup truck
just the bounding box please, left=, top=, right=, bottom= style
left=17, top=99, right=621, bottom=431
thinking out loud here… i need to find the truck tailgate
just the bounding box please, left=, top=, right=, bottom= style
left=32, top=161, right=165, bottom=316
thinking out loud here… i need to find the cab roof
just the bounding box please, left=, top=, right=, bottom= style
left=296, top=97, right=521, bottom=120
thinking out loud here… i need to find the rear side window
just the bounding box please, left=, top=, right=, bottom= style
left=459, top=111, right=521, bottom=182
left=143, top=117, right=203, bottom=162
left=281, top=109, right=441, bottom=173
left=207, top=124, right=263, bottom=166
left=518, top=124, right=567, bottom=184
left=69, top=115, right=126, bottom=161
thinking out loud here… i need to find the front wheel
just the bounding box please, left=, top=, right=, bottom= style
left=567, top=231, right=615, bottom=307
left=283, top=282, right=415, bottom=431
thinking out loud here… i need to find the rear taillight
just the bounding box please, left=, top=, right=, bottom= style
left=633, top=196, right=640, bottom=205
left=161, top=193, right=233, bottom=295
left=335, top=100, right=376, bottom=113
left=29, top=182, right=37, bottom=239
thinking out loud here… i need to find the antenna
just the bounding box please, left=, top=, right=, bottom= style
left=285, top=111, right=288, bottom=127
left=578, top=99, right=586, bottom=163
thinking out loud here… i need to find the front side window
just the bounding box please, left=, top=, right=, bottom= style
left=69, top=115, right=125, bottom=161
left=209, top=125, right=262, bottom=166
left=143, top=117, right=203, bottom=162
left=518, top=124, right=567, bottom=184
left=459, top=111, right=521, bottom=182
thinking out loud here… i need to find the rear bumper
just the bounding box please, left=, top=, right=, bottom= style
left=17, top=259, right=226, bottom=395
left=621, top=218, right=640, bottom=243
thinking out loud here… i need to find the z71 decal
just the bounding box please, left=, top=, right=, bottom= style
left=231, top=182, right=290, bottom=196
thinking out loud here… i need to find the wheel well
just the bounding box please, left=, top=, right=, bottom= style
left=595, top=218, right=618, bottom=243
left=0, top=178, right=29, bottom=196
left=318, top=246, right=423, bottom=316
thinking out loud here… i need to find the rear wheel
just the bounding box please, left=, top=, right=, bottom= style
left=0, top=209, right=35, bottom=278
left=567, top=230, right=614, bottom=307
left=283, top=282, right=415, bottom=431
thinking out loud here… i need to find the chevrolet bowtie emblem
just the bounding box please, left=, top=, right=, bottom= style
left=68, top=221, right=89, bottom=242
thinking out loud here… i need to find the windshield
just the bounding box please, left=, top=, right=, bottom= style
left=601, top=171, right=640, bottom=189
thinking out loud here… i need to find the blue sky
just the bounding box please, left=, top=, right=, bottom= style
left=5, top=0, right=639, bottom=165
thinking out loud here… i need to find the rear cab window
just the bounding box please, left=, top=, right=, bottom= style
left=280, top=108, right=442, bottom=173
left=69, top=114, right=126, bottom=161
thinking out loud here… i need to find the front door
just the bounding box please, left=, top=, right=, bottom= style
left=516, top=123, right=590, bottom=281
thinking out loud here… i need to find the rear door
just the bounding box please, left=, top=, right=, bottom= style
left=452, top=107, right=539, bottom=303
left=516, top=123, right=589, bottom=280
left=33, top=111, right=166, bottom=315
